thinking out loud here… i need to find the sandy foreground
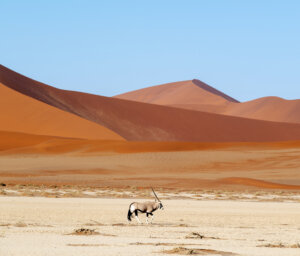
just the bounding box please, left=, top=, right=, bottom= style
left=0, top=196, right=299, bottom=256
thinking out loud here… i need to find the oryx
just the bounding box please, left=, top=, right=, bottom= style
left=127, top=188, right=164, bottom=224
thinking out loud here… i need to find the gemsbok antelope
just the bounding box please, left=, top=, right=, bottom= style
left=127, top=188, right=164, bottom=224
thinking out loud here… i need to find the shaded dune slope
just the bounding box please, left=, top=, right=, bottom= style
left=0, top=83, right=124, bottom=140
left=2, top=65, right=300, bottom=142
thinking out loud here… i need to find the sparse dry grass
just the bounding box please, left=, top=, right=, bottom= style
left=69, top=228, right=100, bottom=236
left=257, top=243, right=300, bottom=248
left=162, top=247, right=237, bottom=255
left=14, top=222, right=27, bottom=227
left=185, top=232, right=204, bottom=239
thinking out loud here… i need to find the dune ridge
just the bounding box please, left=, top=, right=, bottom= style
left=2, top=65, right=300, bottom=142
left=116, top=79, right=300, bottom=124
left=115, top=79, right=238, bottom=113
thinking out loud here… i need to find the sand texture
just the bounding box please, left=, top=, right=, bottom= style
left=0, top=131, right=300, bottom=190
left=0, top=197, right=299, bottom=256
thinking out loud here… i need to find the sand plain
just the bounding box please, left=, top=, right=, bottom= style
left=0, top=197, right=299, bottom=256
left=1, top=137, right=300, bottom=189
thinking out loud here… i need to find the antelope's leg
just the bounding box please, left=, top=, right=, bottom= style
left=135, top=216, right=141, bottom=223
left=146, top=213, right=150, bottom=224
left=149, top=213, right=154, bottom=223
left=134, top=210, right=141, bottom=224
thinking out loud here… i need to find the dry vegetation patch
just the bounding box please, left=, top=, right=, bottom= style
left=257, top=243, right=300, bottom=248
left=14, top=222, right=27, bottom=227
left=70, top=228, right=100, bottom=235
left=162, top=247, right=237, bottom=255
left=185, top=232, right=204, bottom=239
left=68, top=228, right=116, bottom=237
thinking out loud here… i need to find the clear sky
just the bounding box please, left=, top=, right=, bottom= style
left=1, top=0, right=299, bottom=101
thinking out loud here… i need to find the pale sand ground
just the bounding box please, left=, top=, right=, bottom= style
left=0, top=197, right=299, bottom=256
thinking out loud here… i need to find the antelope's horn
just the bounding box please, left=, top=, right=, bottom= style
left=151, top=187, right=160, bottom=202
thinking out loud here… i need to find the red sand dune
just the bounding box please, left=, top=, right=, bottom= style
left=0, top=83, right=124, bottom=140
left=2, top=64, right=300, bottom=142
left=116, top=79, right=300, bottom=124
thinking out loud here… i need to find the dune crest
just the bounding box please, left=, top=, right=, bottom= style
left=115, top=79, right=238, bottom=113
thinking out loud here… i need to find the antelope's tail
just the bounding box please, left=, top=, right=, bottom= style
left=127, top=203, right=133, bottom=221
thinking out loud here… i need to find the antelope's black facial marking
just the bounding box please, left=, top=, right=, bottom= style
left=159, top=202, right=164, bottom=210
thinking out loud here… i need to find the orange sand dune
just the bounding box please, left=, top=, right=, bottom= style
left=223, top=96, right=300, bottom=123
left=116, top=79, right=300, bottom=124
left=0, top=83, right=124, bottom=140
left=116, top=79, right=239, bottom=113
left=2, top=65, right=300, bottom=142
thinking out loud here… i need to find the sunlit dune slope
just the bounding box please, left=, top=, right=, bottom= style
left=0, top=83, right=124, bottom=140
left=115, top=79, right=239, bottom=113
left=2, top=64, right=300, bottom=142
left=116, top=78, right=300, bottom=124
left=223, top=96, right=300, bottom=123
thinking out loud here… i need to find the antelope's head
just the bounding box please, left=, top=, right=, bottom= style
left=152, top=187, right=164, bottom=210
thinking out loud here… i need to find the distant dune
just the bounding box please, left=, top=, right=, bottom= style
left=0, top=83, right=124, bottom=140
left=223, top=96, right=300, bottom=123
left=116, top=79, right=239, bottom=113
left=2, top=65, right=300, bottom=142
left=116, top=79, right=300, bottom=124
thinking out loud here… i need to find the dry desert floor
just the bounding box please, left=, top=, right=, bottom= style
left=0, top=196, right=300, bottom=256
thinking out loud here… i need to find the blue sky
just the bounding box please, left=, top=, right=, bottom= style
left=1, top=0, right=299, bottom=101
